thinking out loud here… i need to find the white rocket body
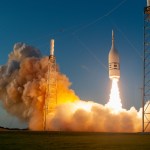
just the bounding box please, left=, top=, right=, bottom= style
left=108, top=30, right=120, bottom=80
left=147, top=0, right=150, bottom=6
left=50, top=39, right=54, bottom=56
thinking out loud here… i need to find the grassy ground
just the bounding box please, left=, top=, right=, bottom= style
left=0, top=131, right=150, bottom=150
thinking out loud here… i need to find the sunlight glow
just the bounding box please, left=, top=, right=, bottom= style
left=74, top=101, right=93, bottom=112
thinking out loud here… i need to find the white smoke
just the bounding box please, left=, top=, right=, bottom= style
left=43, top=101, right=142, bottom=132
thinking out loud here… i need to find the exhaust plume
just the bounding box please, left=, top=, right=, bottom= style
left=105, top=78, right=122, bottom=113
left=0, top=42, right=149, bottom=132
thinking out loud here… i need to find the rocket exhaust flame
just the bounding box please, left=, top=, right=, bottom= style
left=106, top=78, right=122, bottom=113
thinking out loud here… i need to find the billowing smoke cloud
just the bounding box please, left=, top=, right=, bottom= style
left=48, top=101, right=142, bottom=132
left=0, top=43, right=148, bottom=132
left=0, top=43, right=78, bottom=129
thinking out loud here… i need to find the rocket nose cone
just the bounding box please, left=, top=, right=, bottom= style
left=109, top=47, right=119, bottom=62
left=108, top=30, right=119, bottom=63
left=109, top=46, right=119, bottom=55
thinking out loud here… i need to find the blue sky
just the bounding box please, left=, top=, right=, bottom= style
left=0, top=0, right=146, bottom=127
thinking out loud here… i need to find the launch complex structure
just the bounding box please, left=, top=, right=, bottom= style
left=43, top=39, right=57, bottom=131
left=143, top=0, right=150, bottom=132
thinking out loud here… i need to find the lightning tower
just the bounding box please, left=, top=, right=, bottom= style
left=143, top=0, right=150, bottom=132
left=43, top=39, right=57, bottom=131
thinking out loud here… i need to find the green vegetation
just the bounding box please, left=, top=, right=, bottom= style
left=0, top=131, right=150, bottom=150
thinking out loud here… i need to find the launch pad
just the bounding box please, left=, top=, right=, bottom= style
left=43, top=39, right=57, bottom=131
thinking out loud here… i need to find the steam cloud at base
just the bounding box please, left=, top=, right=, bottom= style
left=41, top=101, right=141, bottom=132
left=0, top=43, right=148, bottom=132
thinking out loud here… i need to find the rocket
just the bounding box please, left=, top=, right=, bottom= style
left=50, top=39, right=55, bottom=56
left=108, top=30, right=120, bottom=80
left=147, top=0, right=150, bottom=6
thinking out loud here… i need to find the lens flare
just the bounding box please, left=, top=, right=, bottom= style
left=106, top=78, right=122, bottom=113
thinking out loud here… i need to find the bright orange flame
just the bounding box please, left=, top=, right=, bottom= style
left=106, top=78, right=122, bottom=113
